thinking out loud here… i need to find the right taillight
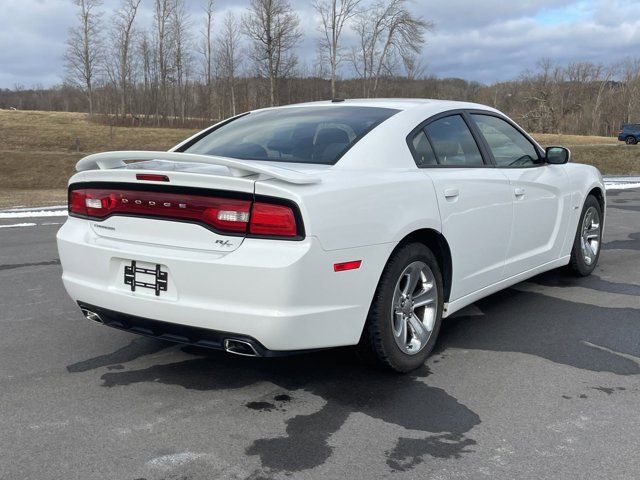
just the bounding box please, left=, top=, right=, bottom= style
left=249, top=202, right=297, bottom=237
left=68, top=187, right=300, bottom=239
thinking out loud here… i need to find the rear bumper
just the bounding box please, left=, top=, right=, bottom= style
left=57, top=217, right=393, bottom=351
left=77, top=302, right=314, bottom=356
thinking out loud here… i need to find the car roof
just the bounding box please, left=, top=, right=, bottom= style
left=259, top=98, right=497, bottom=114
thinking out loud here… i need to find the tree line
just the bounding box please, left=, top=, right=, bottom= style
left=2, top=0, right=640, bottom=137
left=55, top=0, right=430, bottom=123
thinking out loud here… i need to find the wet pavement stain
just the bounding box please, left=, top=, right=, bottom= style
left=246, top=401, right=277, bottom=412
left=98, top=349, right=480, bottom=474
left=0, top=259, right=60, bottom=271
left=607, top=204, right=640, bottom=213
left=438, top=289, right=640, bottom=375
left=604, top=232, right=640, bottom=251
left=591, top=386, right=626, bottom=395
left=531, top=270, right=640, bottom=296
left=67, top=337, right=171, bottom=373
left=386, top=434, right=477, bottom=471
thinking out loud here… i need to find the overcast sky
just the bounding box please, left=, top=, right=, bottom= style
left=2, top=0, right=640, bottom=88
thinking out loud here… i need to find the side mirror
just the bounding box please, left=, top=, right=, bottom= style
left=545, top=146, right=570, bottom=165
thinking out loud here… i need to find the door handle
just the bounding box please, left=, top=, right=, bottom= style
left=443, top=188, right=459, bottom=199
left=514, top=187, right=526, bottom=198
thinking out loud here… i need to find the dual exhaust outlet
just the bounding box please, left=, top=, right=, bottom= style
left=80, top=308, right=260, bottom=357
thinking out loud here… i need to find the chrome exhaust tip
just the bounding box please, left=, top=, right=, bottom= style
left=224, top=338, right=260, bottom=357
left=81, top=308, right=103, bottom=324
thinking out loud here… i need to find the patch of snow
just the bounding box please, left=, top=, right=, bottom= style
left=605, top=182, right=640, bottom=190
left=147, top=452, right=205, bottom=469
left=0, top=210, right=67, bottom=219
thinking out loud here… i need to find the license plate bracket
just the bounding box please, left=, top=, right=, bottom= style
left=124, top=260, right=168, bottom=296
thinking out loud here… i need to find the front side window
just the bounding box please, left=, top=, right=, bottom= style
left=424, top=115, right=484, bottom=167
left=472, top=114, right=541, bottom=167
left=183, top=106, right=399, bottom=165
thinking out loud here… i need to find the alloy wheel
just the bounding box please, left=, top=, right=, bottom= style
left=581, top=206, right=601, bottom=266
left=390, top=261, right=438, bottom=355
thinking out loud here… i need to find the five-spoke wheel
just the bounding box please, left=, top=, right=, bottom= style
left=360, top=243, right=443, bottom=372
left=570, top=194, right=603, bottom=276
left=391, top=261, right=438, bottom=355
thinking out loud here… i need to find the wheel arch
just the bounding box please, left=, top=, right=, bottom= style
left=587, top=186, right=605, bottom=214
left=395, top=228, right=453, bottom=302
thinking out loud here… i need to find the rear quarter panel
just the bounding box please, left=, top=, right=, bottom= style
left=255, top=169, right=442, bottom=251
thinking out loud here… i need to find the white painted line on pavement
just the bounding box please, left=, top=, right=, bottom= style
left=0, top=223, right=37, bottom=229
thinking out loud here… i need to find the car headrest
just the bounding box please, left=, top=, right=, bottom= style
left=316, top=127, right=350, bottom=146
left=436, top=139, right=460, bottom=159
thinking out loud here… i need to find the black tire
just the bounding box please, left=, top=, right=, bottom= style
left=359, top=243, right=444, bottom=373
left=625, top=136, right=637, bottom=145
left=569, top=195, right=603, bottom=276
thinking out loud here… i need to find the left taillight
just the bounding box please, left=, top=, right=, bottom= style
left=68, top=187, right=300, bottom=238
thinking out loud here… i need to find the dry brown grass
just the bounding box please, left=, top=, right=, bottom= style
left=0, top=109, right=199, bottom=207
left=532, top=134, right=640, bottom=176
left=532, top=133, right=618, bottom=146
left=0, top=109, right=639, bottom=208
left=0, top=109, right=197, bottom=152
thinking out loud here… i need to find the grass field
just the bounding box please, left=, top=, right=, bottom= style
left=1, top=109, right=639, bottom=208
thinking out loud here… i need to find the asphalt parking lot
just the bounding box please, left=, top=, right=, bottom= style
left=1, top=189, right=639, bottom=480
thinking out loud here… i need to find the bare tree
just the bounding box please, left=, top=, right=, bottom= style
left=242, top=0, right=303, bottom=106
left=65, top=0, right=104, bottom=115
left=313, top=0, right=361, bottom=99
left=217, top=12, right=244, bottom=116
left=201, top=0, right=215, bottom=118
left=171, top=0, right=193, bottom=122
left=154, top=0, right=175, bottom=120
left=351, top=0, right=431, bottom=97
left=112, top=0, right=142, bottom=116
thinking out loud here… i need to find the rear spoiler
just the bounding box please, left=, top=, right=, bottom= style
left=75, top=151, right=321, bottom=185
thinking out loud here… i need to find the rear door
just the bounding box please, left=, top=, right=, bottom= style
left=469, top=113, right=571, bottom=276
left=410, top=112, right=514, bottom=301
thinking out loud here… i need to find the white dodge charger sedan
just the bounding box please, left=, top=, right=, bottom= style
left=57, top=99, right=605, bottom=372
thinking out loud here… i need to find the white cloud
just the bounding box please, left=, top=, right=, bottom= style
left=2, top=0, right=640, bottom=87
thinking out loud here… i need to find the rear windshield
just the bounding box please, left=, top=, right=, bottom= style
left=183, top=106, right=399, bottom=165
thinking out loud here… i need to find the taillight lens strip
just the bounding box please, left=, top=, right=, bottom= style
left=69, top=187, right=300, bottom=238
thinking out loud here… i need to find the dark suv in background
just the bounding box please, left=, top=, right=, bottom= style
left=618, top=123, right=640, bottom=144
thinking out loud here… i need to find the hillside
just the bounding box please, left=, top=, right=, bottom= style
left=1, top=109, right=639, bottom=208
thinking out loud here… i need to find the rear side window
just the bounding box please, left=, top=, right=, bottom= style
left=183, top=106, right=399, bottom=165
left=472, top=114, right=541, bottom=167
left=411, top=130, right=438, bottom=167
left=424, top=115, right=484, bottom=167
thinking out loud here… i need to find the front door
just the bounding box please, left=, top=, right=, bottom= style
left=469, top=113, right=570, bottom=277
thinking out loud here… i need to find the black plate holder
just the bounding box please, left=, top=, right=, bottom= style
left=124, top=260, right=168, bottom=296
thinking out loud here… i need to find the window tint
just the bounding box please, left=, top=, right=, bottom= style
left=472, top=114, right=541, bottom=167
left=183, top=106, right=399, bottom=165
left=411, top=130, right=438, bottom=167
left=424, top=115, right=483, bottom=167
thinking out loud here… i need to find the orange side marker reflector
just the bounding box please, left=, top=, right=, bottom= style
left=334, top=260, right=362, bottom=272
